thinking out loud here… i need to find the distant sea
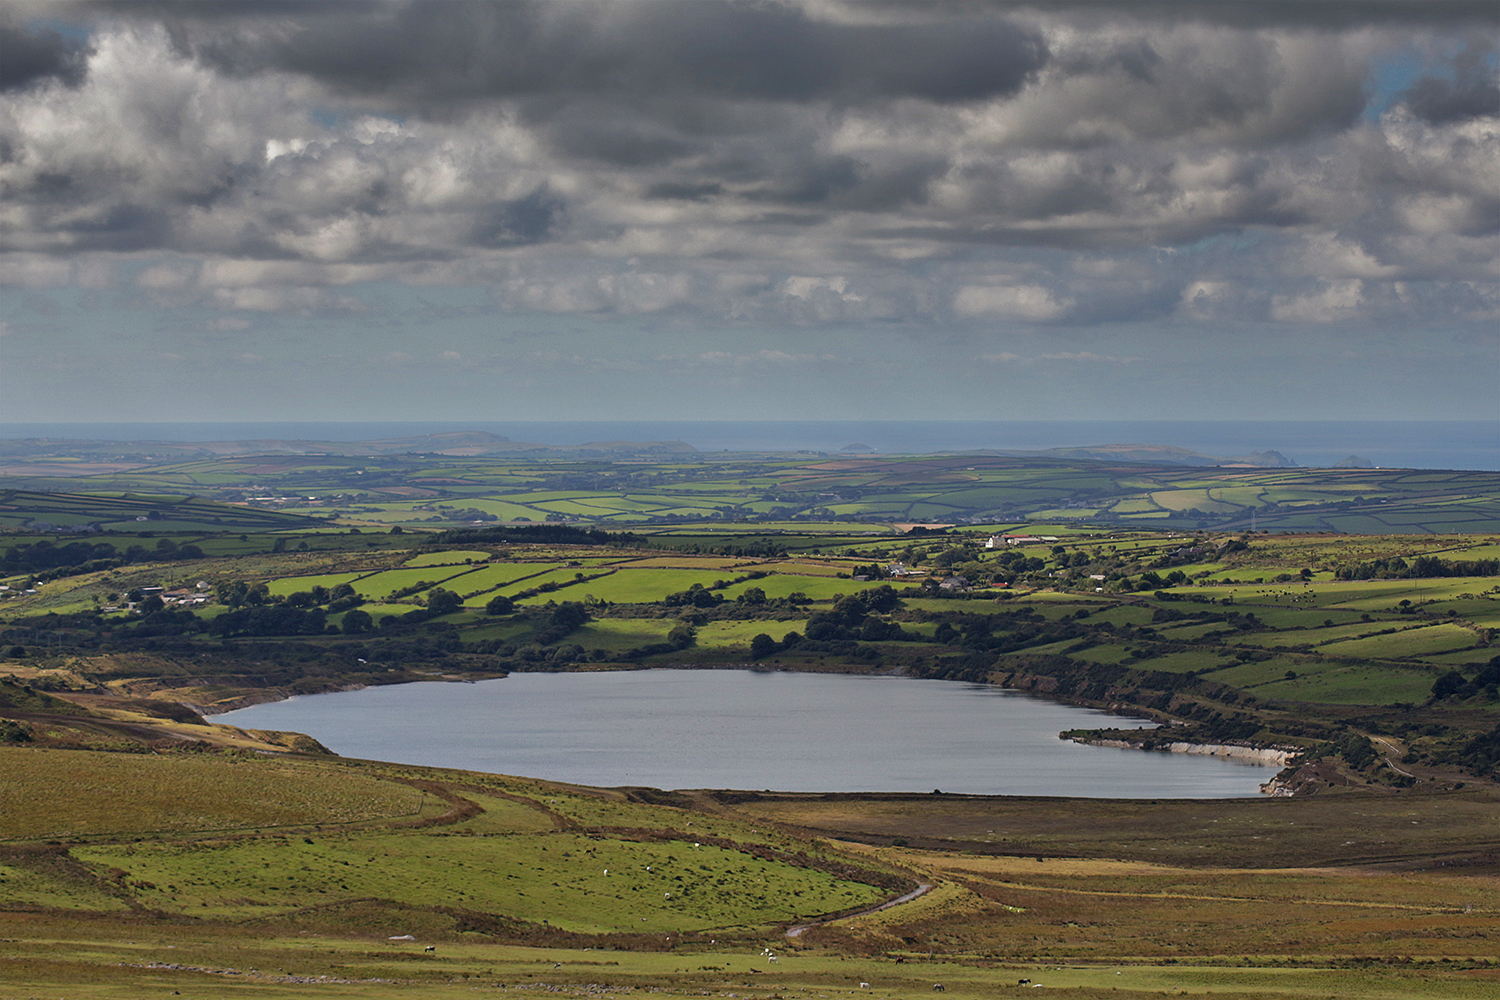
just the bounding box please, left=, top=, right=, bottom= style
left=1, top=420, right=1495, bottom=471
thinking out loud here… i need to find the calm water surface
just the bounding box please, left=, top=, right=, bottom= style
left=219, top=670, right=1275, bottom=797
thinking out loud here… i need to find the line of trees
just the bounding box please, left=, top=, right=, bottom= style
left=3, top=538, right=206, bottom=579
left=1334, top=555, right=1499, bottom=580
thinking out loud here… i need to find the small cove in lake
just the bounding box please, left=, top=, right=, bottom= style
left=218, top=669, right=1278, bottom=797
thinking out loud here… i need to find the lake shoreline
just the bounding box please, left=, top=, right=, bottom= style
left=193, top=664, right=1297, bottom=796
left=213, top=667, right=1283, bottom=799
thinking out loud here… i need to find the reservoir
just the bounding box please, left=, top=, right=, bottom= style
left=218, top=669, right=1278, bottom=798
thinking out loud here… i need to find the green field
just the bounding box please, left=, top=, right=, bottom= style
left=4, top=450, right=1499, bottom=533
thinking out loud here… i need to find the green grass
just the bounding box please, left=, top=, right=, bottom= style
left=1235, top=661, right=1438, bottom=704
left=1127, top=648, right=1238, bottom=674
left=72, top=829, right=881, bottom=932
left=404, top=549, right=493, bottom=566
left=1318, top=622, right=1482, bottom=659
left=0, top=749, right=427, bottom=839
left=1234, top=620, right=1431, bottom=648
left=692, top=619, right=811, bottom=649
left=0, top=861, right=132, bottom=911
left=265, top=571, right=367, bottom=598
left=1426, top=647, right=1500, bottom=664
left=456, top=562, right=568, bottom=603
left=568, top=619, right=679, bottom=651
left=349, top=565, right=478, bottom=599
left=531, top=568, right=738, bottom=605
left=719, top=574, right=906, bottom=602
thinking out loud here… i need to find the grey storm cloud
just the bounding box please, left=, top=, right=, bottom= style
left=0, top=25, right=89, bottom=91
left=996, top=0, right=1500, bottom=29
left=140, top=1, right=1052, bottom=108
left=0, top=0, right=1495, bottom=332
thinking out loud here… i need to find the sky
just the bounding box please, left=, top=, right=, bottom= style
left=0, top=0, right=1496, bottom=424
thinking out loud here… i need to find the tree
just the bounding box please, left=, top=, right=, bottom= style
left=484, top=594, right=515, bottom=615
left=749, top=633, right=776, bottom=659
left=1431, top=670, right=1468, bottom=700
left=341, top=609, right=374, bottom=634
left=426, top=588, right=462, bottom=616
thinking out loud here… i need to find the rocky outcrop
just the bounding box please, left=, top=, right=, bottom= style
left=1070, top=736, right=1295, bottom=772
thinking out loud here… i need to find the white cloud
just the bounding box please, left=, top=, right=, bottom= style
left=212, top=286, right=361, bottom=312
left=0, top=256, right=73, bottom=286
left=976, top=350, right=1138, bottom=365
left=137, top=264, right=196, bottom=289
left=205, top=317, right=251, bottom=331
left=954, top=283, right=1071, bottom=320
left=1271, top=280, right=1369, bottom=323
left=694, top=349, right=833, bottom=366
left=1038, top=351, right=1139, bottom=364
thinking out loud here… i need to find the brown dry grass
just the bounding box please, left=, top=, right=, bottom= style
left=715, top=787, right=1500, bottom=869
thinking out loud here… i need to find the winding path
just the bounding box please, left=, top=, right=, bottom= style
left=785, top=882, right=933, bottom=938
left=1372, top=736, right=1416, bottom=778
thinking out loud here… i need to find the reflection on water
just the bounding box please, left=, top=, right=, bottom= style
left=219, top=669, right=1277, bottom=798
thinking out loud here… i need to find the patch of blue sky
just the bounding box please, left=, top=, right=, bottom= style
left=1364, top=41, right=1497, bottom=122
left=1365, top=49, right=1427, bottom=121
left=24, top=18, right=94, bottom=42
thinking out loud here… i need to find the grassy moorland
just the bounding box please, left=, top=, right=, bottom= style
left=1, top=748, right=1499, bottom=999
left=2, top=453, right=1500, bottom=997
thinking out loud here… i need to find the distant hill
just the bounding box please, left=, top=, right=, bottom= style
left=0, top=433, right=700, bottom=462
left=1026, top=444, right=1298, bottom=467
